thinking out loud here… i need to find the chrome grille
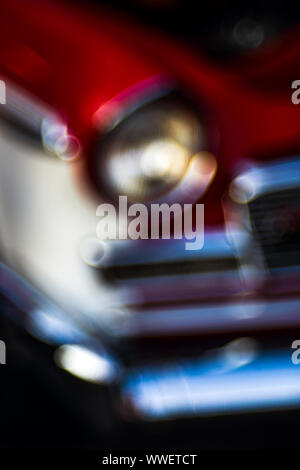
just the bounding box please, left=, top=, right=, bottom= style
left=249, top=187, right=300, bottom=268
left=232, top=156, right=300, bottom=271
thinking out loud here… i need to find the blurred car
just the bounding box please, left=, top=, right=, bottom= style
left=0, top=0, right=300, bottom=450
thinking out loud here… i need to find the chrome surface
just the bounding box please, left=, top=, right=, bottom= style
left=0, top=79, right=80, bottom=160
left=230, top=155, right=300, bottom=272
left=0, top=79, right=59, bottom=137
left=107, top=296, right=300, bottom=337
left=100, top=230, right=249, bottom=305
left=230, top=157, right=300, bottom=203
left=95, top=79, right=216, bottom=206
left=0, top=262, right=121, bottom=383
left=123, top=348, right=300, bottom=420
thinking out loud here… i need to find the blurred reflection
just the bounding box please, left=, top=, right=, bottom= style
left=123, top=348, right=300, bottom=420
left=55, top=344, right=118, bottom=383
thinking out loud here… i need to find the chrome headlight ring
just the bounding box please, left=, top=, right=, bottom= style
left=89, top=78, right=217, bottom=205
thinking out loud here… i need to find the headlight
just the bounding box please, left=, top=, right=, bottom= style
left=96, top=92, right=216, bottom=203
